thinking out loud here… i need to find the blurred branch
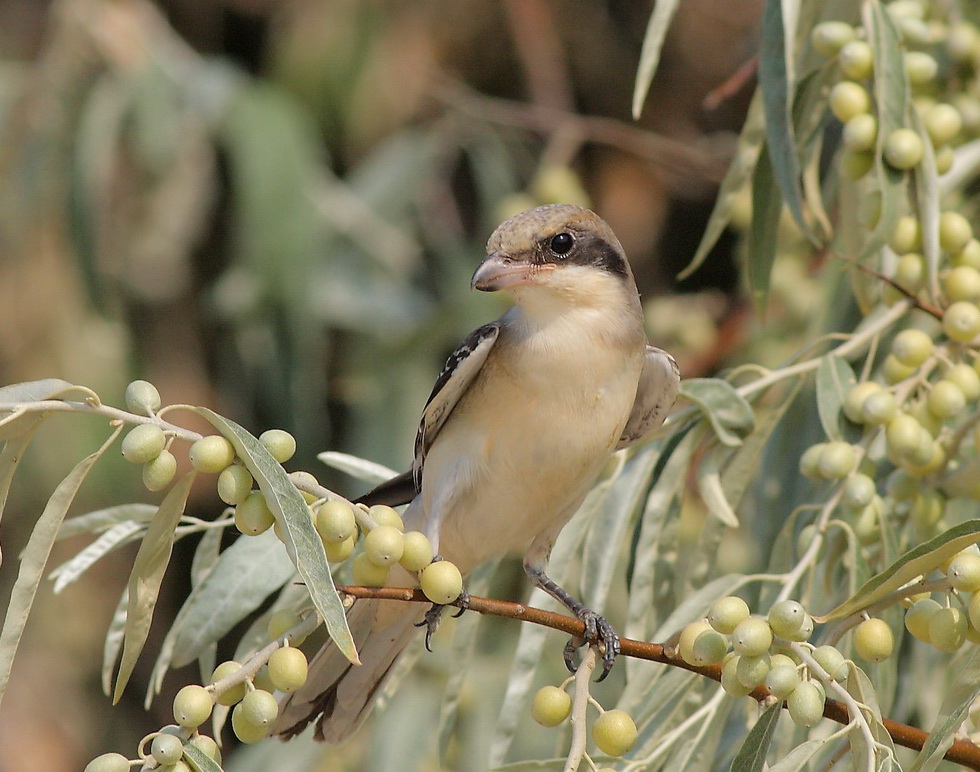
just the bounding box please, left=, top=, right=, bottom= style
left=434, top=78, right=732, bottom=186
left=337, top=585, right=980, bottom=770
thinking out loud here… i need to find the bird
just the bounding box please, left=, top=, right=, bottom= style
left=274, top=203, right=680, bottom=742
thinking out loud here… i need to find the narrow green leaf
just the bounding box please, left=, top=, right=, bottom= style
left=102, top=587, right=129, bottom=697
left=817, top=520, right=980, bottom=621
left=0, top=378, right=78, bottom=403
left=56, top=503, right=157, bottom=541
left=171, top=529, right=296, bottom=667
left=630, top=0, right=681, bottom=119
left=0, top=430, right=41, bottom=539
left=910, top=106, right=941, bottom=298
left=50, top=520, right=143, bottom=593
left=680, top=93, right=765, bottom=280
left=0, top=412, right=45, bottom=442
left=730, top=702, right=781, bottom=772
left=697, top=449, right=740, bottom=527
left=746, top=141, right=782, bottom=313
left=182, top=742, right=223, bottom=772
left=768, top=729, right=851, bottom=772
left=0, top=429, right=118, bottom=709
left=816, top=356, right=856, bottom=440
left=680, top=378, right=756, bottom=446
left=906, top=647, right=980, bottom=772
left=860, top=0, right=909, bottom=260
left=191, top=408, right=356, bottom=664
left=317, top=451, right=398, bottom=485
left=759, top=0, right=816, bottom=244
left=113, top=471, right=197, bottom=703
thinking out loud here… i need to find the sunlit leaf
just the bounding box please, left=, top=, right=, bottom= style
left=50, top=520, right=143, bottom=593
left=56, top=503, right=157, bottom=541
left=730, top=702, right=781, bottom=772
left=697, top=449, right=739, bottom=527
left=631, top=0, right=681, bottom=119
left=318, top=451, right=398, bottom=485
left=817, top=520, right=980, bottom=621
left=0, top=429, right=118, bottom=709
left=816, top=355, right=856, bottom=441
left=113, top=471, right=197, bottom=703
left=171, top=529, right=296, bottom=668
left=680, top=379, right=755, bottom=446
left=191, top=408, right=356, bottom=664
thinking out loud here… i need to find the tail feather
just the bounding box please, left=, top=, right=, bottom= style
left=273, top=599, right=425, bottom=742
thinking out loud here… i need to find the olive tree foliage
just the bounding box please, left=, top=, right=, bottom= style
left=5, top=0, right=980, bottom=770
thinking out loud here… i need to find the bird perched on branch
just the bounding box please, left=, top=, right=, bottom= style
left=275, top=203, right=680, bottom=742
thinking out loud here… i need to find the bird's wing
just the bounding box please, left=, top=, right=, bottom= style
left=616, top=345, right=680, bottom=449
left=413, top=322, right=501, bottom=485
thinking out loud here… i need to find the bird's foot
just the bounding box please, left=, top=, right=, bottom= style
left=562, top=608, right=621, bottom=681
left=415, top=588, right=471, bottom=651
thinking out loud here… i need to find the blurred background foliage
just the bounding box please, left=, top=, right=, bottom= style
left=0, top=0, right=825, bottom=769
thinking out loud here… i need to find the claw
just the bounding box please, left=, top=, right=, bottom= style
left=451, top=588, right=471, bottom=617
left=413, top=590, right=471, bottom=650
left=562, top=609, right=621, bottom=680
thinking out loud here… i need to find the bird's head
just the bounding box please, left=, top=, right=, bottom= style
left=471, top=204, right=639, bottom=314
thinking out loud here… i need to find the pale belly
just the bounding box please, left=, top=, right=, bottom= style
left=419, top=359, right=639, bottom=574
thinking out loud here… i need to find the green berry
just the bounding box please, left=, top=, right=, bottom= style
left=955, top=241, right=980, bottom=270
left=884, top=128, right=924, bottom=170
left=764, top=664, right=801, bottom=699
left=83, top=753, right=131, bottom=772
left=325, top=535, right=356, bottom=563
left=924, top=104, right=962, bottom=147
left=854, top=618, right=894, bottom=662
left=210, top=661, right=247, bottom=706
left=842, top=474, right=876, bottom=508
left=910, top=491, right=944, bottom=528
left=399, top=531, right=434, bottom=572
left=941, top=212, right=974, bottom=254
left=842, top=113, right=878, bottom=152
left=947, top=364, right=980, bottom=401
left=142, top=450, right=177, bottom=491
left=927, top=380, right=966, bottom=419
left=268, top=646, right=309, bottom=693
left=125, top=380, right=161, bottom=415
left=969, top=592, right=980, bottom=631
left=943, top=302, right=980, bottom=343
left=352, top=553, right=389, bottom=587
left=690, top=628, right=729, bottom=666
left=799, top=443, right=826, bottom=478
left=707, top=596, right=750, bottom=634
left=840, top=149, right=875, bottom=179
left=905, top=598, right=941, bottom=642
left=787, top=681, right=825, bottom=727
left=886, top=414, right=923, bottom=457
left=839, top=40, right=873, bottom=79
left=945, top=266, right=980, bottom=304
left=217, top=465, right=253, bottom=505
left=905, top=51, right=938, bottom=84
left=267, top=609, right=308, bottom=644
left=368, top=505, right=404, bottom=531
left=948, top=22, right=979, bottom=61
left=259, top=429, right=296, bottom=463
left=419, top=560, right=463, bottom=604
left=935, top=145, right=954, bottom=175
left=679, top=620, right=713, bottom=665
left=892, top=329, right=933, bottom=367
left=844, top=381, right=883, bottom=422
left=189, top=435, right=236, bottom=474
left=531, top=685, right=572, bottom=727
left=151, top=733, right=184, bottom=766
left=239, top=688, right=279, bottom=727
left=948, top=554, right=980, bottom=592
left=235, top=491, right=275, bottom=536
left=811, top=645, right=848, bottom=681
left=731, top=617, right=773, bottom=657
left=315, top=500, right=358, bottom=543
left=768, top=600, right=808, bottom=639
left=811, top=21, right=855, bottom=56
left=173, top=684, right=213, bottom=728
left=721, top=655, right=753, bottom=696
left=121, top=423, right=166, bottom=464
left=232, top=703, right=269, bottom=744
left=890, top=217, right=923, bottom=254
left=883, top=355, right=917, bottom=384
left=929, top=606, right=968, bottom=652
left=364, top=524, right=405, bottom=567
left=829, top=82, right=871, bottom=123
left=735, top=652, right=771, bottom=688
left=592, top=709, right=638, bottom=757
left=818, top=442, right=857, bottom=479
left=188, top=735, right=221, bottom=764
left=895, top=253, right=925, bottom=291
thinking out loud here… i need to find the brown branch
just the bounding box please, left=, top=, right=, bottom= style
left=835, top=254, right=944, bottom=320
left=432, top=78, right=731, bottom=187
left=337, top=586, right=980, bottom=770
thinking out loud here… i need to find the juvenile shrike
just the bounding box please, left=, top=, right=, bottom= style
left=276, top=204, right=679, bottom=741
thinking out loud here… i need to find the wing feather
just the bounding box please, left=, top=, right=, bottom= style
left=617, top=345, right=680, bottom=449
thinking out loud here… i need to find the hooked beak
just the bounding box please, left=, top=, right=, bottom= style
left=471, top=253, right=537, bottom=291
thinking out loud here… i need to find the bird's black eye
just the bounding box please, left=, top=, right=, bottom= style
left=549, top=232, right=574, bottom=256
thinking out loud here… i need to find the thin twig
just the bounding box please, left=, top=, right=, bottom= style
left=335, top=585, right=980, bottom=770
left=563, top=645, right=598, bottom=772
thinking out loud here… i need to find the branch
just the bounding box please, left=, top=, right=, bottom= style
left=337, top=586, right=980, bottom=771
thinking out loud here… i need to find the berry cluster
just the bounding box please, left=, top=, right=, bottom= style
left=531, top=683, right=638, bottom=761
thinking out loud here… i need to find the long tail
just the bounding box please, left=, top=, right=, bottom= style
left=273, top=598, right=425, bottom=742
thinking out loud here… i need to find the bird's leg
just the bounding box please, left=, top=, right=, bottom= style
left=524, top=563, right=621, bottom=681
left=414, top=555, right=470, bottom=651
